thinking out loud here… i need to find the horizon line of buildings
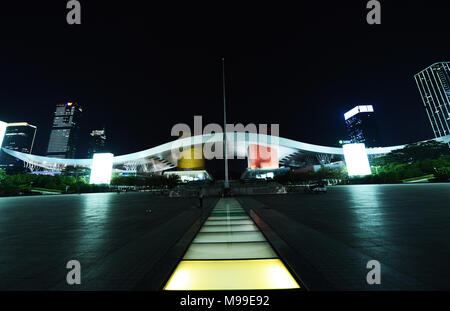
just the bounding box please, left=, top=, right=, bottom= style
left=0, top=102, right=107, bottom=172
left=343, top=62, right=450, bottom=148
left=1, top=61, right=449, bottom=173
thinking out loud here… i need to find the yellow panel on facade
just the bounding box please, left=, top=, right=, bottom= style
left=164, top=259, right=300, bottom=290
left=178, top=147, right=205, bottom=170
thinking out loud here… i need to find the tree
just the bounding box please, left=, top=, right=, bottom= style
left=62, top=166, right=90, bottom=179
left=374, top=141, right=450, bottom=166
left=370, top=141, right=450, bottom=182
left=0, top=169, right=7, bottom=184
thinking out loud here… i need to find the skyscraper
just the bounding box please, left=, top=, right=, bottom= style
left=87, top=129, right=107, bottom=158
left=46, top=102, right=82, bottom=158
left=0, top=122, right=37, bottom=170
left=344, top=105, right=380, bottom=147
left=414, top=62, right=450, bottom=139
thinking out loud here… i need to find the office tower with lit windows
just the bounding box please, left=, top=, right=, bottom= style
left=87, top=129, right=107, bottom=158
left=414, top=62, right=450, bottom=139
left=46, top=102, right=82, bottom=158
left=0, top=122, right=37, bottom=170
left=344, top=105, right=380, bottom=147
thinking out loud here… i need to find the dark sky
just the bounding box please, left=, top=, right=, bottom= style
left=1, top=1, right=449, bottom=160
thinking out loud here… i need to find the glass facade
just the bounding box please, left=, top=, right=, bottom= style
left=46, top=102, right=82, bottom=158
left=344, top=105, right=380, bottom=147
left=87, top=129, right=107, bottom=158
left=414, top=62, right=450, bottom=139
left=0, top=123, right=37, bottom=170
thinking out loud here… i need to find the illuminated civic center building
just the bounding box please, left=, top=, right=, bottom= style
left=2, top=126, right=450, bottom=182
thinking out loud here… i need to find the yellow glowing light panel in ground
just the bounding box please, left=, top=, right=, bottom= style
left=164, top=198, right=301, bottom=290
left=164, top=259, right=300, bottom=290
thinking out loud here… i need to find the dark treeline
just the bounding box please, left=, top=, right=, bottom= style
left=275, top=167, right=348, bottom=184
left=0, top=171, right=109, bottom=196
left=110, top=175, right=180, bottom=188
left=276, top=141, right=450, bottom=185
left=0, top=168, right=180, bottom=197
left=370, top=141, right=450, bottom=182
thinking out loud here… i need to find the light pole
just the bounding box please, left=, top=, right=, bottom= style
left=222, top=58, right=230, bottom=189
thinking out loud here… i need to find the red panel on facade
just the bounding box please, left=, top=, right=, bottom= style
left=248, top=144, right=279, bottom=169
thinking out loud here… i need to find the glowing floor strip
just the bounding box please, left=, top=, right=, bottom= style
left=164, top=198, right=300, bottom=290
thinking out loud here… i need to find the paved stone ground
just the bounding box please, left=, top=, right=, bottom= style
left=239, top=184, right=450, bottom=290
left=1, top=184, right=449, bottom=291
left=0, top=193, right=215, bottom=290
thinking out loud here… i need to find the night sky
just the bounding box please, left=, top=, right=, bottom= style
left=1, top=1, right=449, bottom=168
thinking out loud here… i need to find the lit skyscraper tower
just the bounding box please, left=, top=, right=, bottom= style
left=46, top=102, right=82, bottom=158
left=87, top=129, right=107, bottom=159
left=344, top=105, right=380, bottom=147
left=0, top=122, right=37, bottom=171
left=414, top=62, right=450, bottom=139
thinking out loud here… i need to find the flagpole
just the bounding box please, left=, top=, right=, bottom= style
left=222, top=58, right=230, bottom=189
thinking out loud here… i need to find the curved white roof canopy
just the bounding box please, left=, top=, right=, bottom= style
left=2, top=132, right=449, bottom=171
